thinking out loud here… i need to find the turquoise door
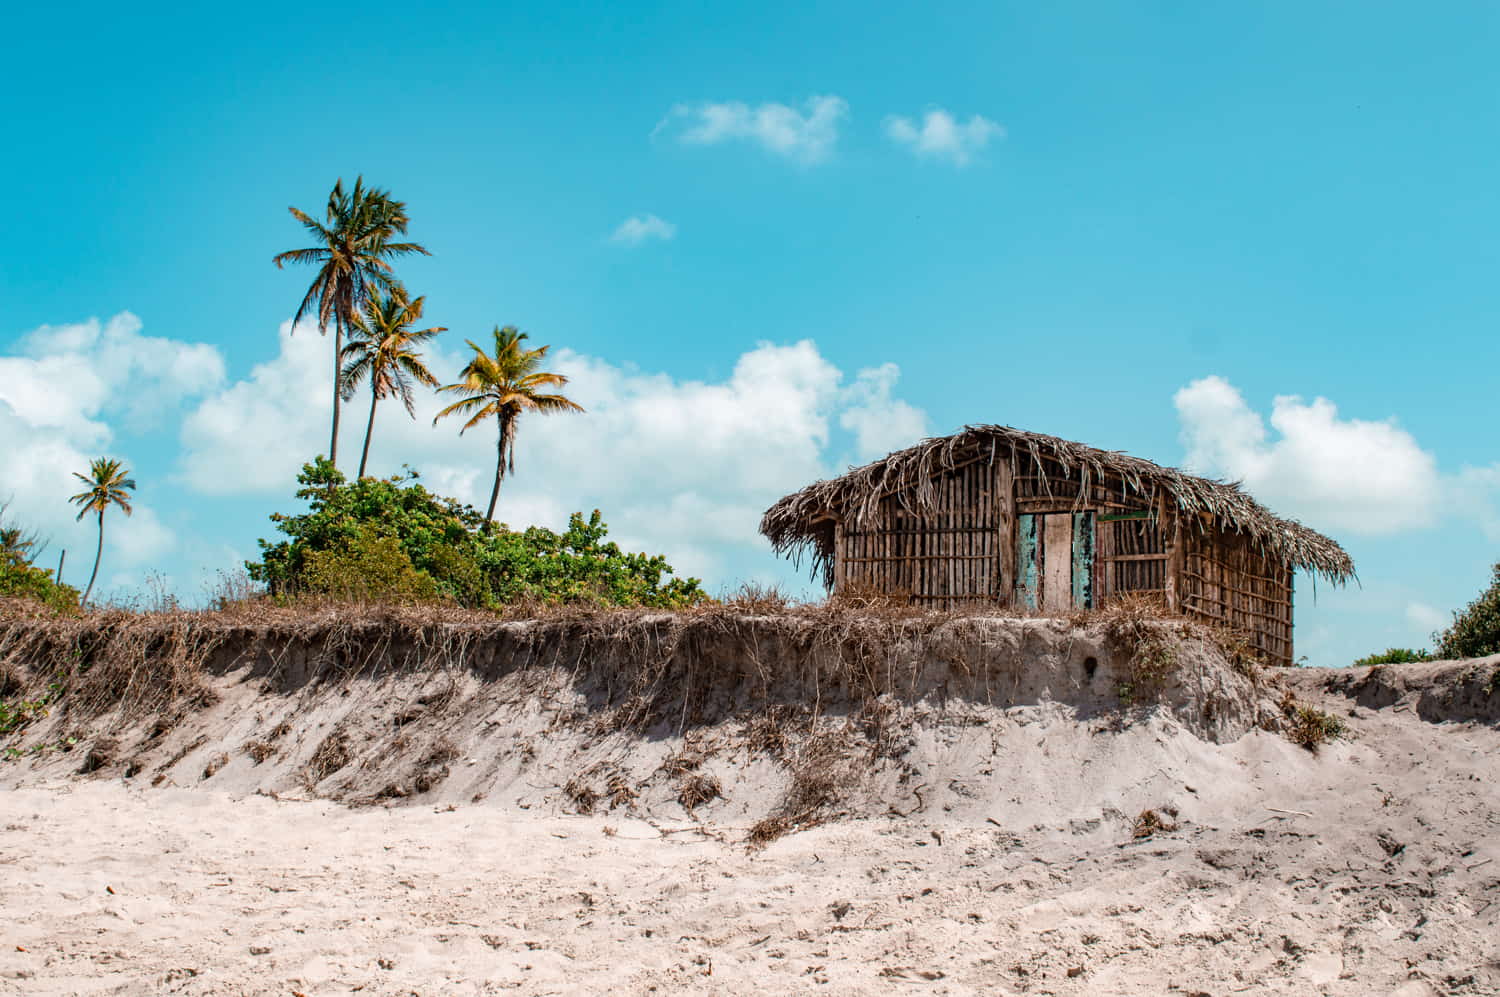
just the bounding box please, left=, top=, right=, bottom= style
left=1015, top=512, right=1094, bottom=611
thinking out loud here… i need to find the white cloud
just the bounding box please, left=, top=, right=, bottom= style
left=177, top=319, right=330, bottom=494
left=1174, top=375, right=1439, bottom=535
left=657, top=96, right=849, bottom=164
left=610, top=214, right=676, bottom=247
left=1406, top=601, right=1448, bottom=635
left=1449, top=463, right=1500, bottom=541
left=177, top=328, right=928, bottom=581
left=838, top=362, right=929, bottom=460
left=884, top=109, right=1004, bottom=167
left=3, top=312, right=225, bottom=437
left=0, top=313, right=218, bottom=578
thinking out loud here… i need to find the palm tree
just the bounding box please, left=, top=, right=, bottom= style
left=273, top=177, right=429, bottom=467
left=434, top=327, right=584, bottom=522
left=69, top=458, right=136, bottom=605
left=341, top=288, right=445, bottom=479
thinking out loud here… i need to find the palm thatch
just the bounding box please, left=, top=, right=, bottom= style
left=761, top=425, right=1354, bottom=588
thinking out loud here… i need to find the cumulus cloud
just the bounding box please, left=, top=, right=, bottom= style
left=838, top=363, right=929, bottom=460
left=0, top=312, right=225, bottom=441
left=657, top=96, right=849, bottom=164
left=177, top=328, right=926, bottom=581
left=0, top=313, right=219, bottom=576
left=1449, top=464, right=1500, bottom=541
left=884, top=109, right=1004, bottom=167
left=1173, top=375, right=1439, bottom=534
left=609, top=214, right=676, bottom=247
left=1406, top=601, right=1448, bottom=634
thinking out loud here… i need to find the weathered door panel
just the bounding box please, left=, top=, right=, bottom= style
left=1041, top=514, right=1074, bottom=613
left=1072, top=511, right=1095, bottom=609
left=1015, top=511, right=1095, bottom=612
left=1015, top=514, right=1039, bottom=610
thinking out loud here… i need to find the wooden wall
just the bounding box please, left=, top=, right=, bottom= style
left=836, top=459, right=1001, bottom=608
left=1180, top=527, right=1295, bottom=667
left=830, top=451, right=1298, bottom=666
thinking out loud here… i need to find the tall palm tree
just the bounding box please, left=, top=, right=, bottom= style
left=272, top=177, right=429, bottom=467
left=69, top=458, right=136, bottom=605
left=434, top=327, right=584, bottom=522
left=341, top=288, right=445, bottom=479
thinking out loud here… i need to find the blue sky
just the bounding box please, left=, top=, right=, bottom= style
left=3, top=1, right=1498, bottom=664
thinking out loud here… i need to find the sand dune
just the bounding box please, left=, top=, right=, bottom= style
left=1, top=614, right=1496, bottom=994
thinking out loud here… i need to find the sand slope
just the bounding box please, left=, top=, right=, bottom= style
left=1, top=619, right=1497, bottom=994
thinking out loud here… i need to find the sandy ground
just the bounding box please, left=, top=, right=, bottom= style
left=2, top=685, right=1498, bottom=997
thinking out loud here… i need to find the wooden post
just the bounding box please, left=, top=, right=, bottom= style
left=1164, top=506, right=1186, bottom=613
left=995, top=459, right=1015, bottom=605
left=833, top=521, right=846, bottom=595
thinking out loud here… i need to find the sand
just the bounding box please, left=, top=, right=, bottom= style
left=1, top=618, right=1497, bottom=994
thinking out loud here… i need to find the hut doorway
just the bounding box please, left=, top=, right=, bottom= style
left=1015, top=512, right=1094, bottom=612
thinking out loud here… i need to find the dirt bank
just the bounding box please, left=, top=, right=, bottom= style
left=0, top=608, right=1278, bottom=822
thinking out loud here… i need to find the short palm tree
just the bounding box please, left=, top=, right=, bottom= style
left=69, top=458, right=136, bottom=605
left=434, top=327, right=584, bottom=522
left=341, top=289, right=445, bottom=479
left=273, top=177, right=429, bottom=467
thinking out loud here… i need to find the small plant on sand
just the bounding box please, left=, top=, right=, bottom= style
left=0, top=681, right=61, bottom=736
left=1210, top=626, right=1265, bottom=679
left=1132, top=808, right=1179, bottom=839
left=1284, top=700, right=1346, bottom=751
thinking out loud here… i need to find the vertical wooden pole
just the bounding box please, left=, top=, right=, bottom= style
left=1164, top=507, right=1186, bottom=613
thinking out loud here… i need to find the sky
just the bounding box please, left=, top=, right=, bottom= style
left=3, top=1, right=1498, bottom=664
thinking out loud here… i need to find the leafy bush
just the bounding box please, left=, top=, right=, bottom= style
left=247, top=459, right=705, bottom=609
left=0, top=511, right=80, bottom=614
left=1435, top=562, right=1500, bottom=660
left=301, top=533, right=440, bottom=602
left=1351, top=647, right=1432, bottom=667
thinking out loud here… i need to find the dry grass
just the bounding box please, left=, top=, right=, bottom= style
left=304, top=730, right=352, bottom=787
left=676, top=772, right=723, bottom=812
left=1096, top=596, right=1185, bottom=705
left=748, top=730, right=862, bottom=849
left=1132, top=807, right=1179, bottom=839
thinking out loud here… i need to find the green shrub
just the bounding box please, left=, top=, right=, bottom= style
left=1287, top=705, right=1345, bottom=751
left=0, top=513, right=80, bottom=614
left=1351, top=647, right=1432, bottom=667
left=247, top=459, right=705, bottom=609
left=300, top=532, right=439, bottom=602
left=1435, top=562, right=1500, bottom=660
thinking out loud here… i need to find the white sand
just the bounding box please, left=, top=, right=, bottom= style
left=3, top=688, right=1497, bottom=996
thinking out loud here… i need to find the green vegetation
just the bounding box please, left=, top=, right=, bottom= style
left=341, top=289, right=444, bottom=479
left=246, top=459, right=705, bottom=608
left=0, top=509, right=80, bottom=613
left=1434, top=562, right=1500, bottom=660
left=1352, top=647, right=1432, bottom=667
left=274, top=177, right=430, bottom=468
left=434, top=326, right=584, bottom=522
left=68, top=457, right=136, bottom=605
left=0, top=683, right=60, bottom=736
left=1286, top=704, right=1346, bottom=751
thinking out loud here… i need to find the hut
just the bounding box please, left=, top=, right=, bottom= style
left=760, top=425, right=1353, bottom=667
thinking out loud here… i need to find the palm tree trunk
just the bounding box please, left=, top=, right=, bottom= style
left=358, top=389, right=379, bottom=479
left=328, top=315, right=343, bottom=467
left=486, top=412, right=505, bottom=522
left=81, top=510, right=103, bottom=606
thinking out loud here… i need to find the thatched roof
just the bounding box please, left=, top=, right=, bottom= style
left=761, top=424, right=1355, bottom=587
